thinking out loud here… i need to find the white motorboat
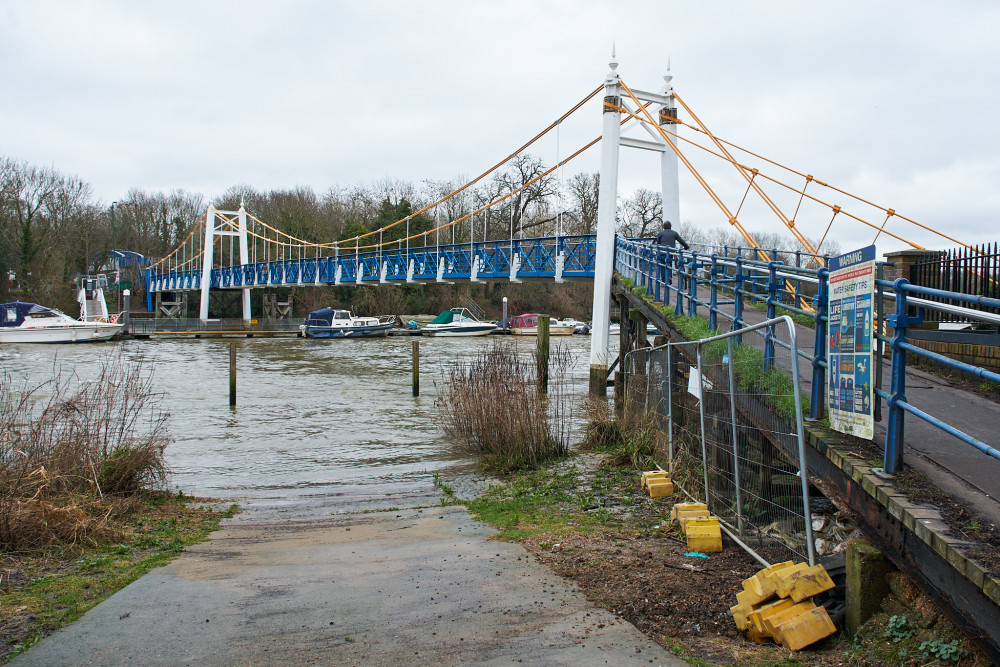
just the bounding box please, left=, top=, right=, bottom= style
left=421, top=308, right=497, bottom=337
left=0, top=274, right=124, bottom=343
left=0, top=302, right=123, bottom=343
left=554, top=318, right=590, bottom=334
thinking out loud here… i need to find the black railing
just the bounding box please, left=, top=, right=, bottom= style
left=910, top=243, right=1000, bottom=324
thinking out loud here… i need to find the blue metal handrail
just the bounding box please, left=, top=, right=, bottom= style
left=616, top=235, right=1000, bottom=474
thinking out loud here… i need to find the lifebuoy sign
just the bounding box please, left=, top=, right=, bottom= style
left=828, top=245, right=876, bottom=439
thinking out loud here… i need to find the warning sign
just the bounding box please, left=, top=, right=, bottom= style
left=828, top=246, right=875, bottom=439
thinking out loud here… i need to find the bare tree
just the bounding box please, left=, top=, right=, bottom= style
left=619, top=188, right=662, bottom=237
left=567, top=172, right=600, bottom=235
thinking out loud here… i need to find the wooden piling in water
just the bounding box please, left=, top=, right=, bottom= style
left=229, top=342, right=237, bottom=407
left=412, top=340, right=420, bottom=396
left=537, top=315, right=550, bottom=394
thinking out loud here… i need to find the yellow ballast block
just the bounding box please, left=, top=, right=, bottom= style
left=736, top=588, right=763, bottom=611
left=647, top=480, right=675, bottom=497
left=685, top=525, right=723, bottom=552
left=669, top=502, right=707, bottom=521
left=640, top=471, right=670, bottom=489
left=748, top=597, right=796, bottom=636
left=730, top=602, right=752, bottom=631
left=741, top=561, right=796, bottom=605
left=775, top=605, right=837, bottom=651
left=776, top=564, right=836, bottom=602
left=745, top=625, right=773, bottom=644
left=767, top=562, right=810, bottom=598
left=676, top=509, right=711, bottom=532
left=762, top=600, right=817, bottom=644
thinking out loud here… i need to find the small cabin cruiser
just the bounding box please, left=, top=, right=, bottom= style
left=421, top=308, right=497, bottom=337
left=510, top=313, right=576, bottom=336
left=301, top=308, right=395, bottom=338
left=0, top=274, right=124, bottom=343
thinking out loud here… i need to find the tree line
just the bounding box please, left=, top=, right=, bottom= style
left=0, top=153, right=825, bottom=318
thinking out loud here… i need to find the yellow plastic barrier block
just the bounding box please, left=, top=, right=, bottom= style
left=776, top=564, right=835, bottom=602
left=640, top=471, right=670, bottom=489
left=740, top=561, right=796, bottom=605
left=762, top=600, right=816, bottom=643
left=748, top=597, right=796, bottom=636
left=768, top=562, right=810, bottom=598
left=730, top=602, right=752, bottom=631
left=647, top=480, right=675, bottom=497
left=670, top=502, right=707, bottom=521
left=677, top=509, right=712, bottom=532
left=736, top=588, right=761, bottom=610
left=774, top=605, right=836, bottom=651
left=745, top=625, right=773, bottom=644
left=685, top=523, right=723, bottom=552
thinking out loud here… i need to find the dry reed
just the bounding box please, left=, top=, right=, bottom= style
left=0, top=348, right=170, bottom=551
left=440, top=341, right=573, bottom=473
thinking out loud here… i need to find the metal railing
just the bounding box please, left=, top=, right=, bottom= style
left=616, top=235, right=1000, bottom=476
left=128, top=318, right=305, bottom=334
left=623, top=316, right=815, bottom=565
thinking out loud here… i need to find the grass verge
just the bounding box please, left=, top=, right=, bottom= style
left=1, top=491, right=236, bottom=663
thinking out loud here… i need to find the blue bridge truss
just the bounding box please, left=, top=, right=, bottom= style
left=146, top=235, right=598, bottom=299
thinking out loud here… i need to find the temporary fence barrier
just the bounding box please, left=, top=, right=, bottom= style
left=623, top=316, right=815, bottom=565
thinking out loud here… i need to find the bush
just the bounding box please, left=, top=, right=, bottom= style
left=581, top=398, right=662, bottom=470
left=0, top=349, right=170, bottom=551
left=440, top=341, right=571, bottom=473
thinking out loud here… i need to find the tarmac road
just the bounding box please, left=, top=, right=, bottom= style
left=11, top=501, right=683, bottom=667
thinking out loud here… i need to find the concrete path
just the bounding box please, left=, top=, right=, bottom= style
left=12, top=500, right=683, bottom=667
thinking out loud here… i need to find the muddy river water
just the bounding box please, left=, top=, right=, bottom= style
left=1, top=334, right=611, bottom=506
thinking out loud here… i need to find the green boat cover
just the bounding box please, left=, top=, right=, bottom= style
left=429, top=309, right=473, bottom=325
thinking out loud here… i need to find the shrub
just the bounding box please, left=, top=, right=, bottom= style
left=440, top=341, right=571, bottom=473
left=581, top=398, right=662, bottom=470
left=0, top=349, right=171, bottom=551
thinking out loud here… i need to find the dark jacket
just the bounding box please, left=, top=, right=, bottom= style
left=655, top=228, right=689, bottom=250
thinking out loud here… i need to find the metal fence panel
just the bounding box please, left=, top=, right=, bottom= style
left=624, top=316, right=814, bottom=565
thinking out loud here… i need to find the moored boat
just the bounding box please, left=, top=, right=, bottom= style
left=0, top=302, right=123, bottom=343
left=554, top=318, right=590, bottom=334
left=300, top=308, right=395, bottom=338
left=421, top=308, right=497, bottom=337
left=509, top=313, right=576, bottom=336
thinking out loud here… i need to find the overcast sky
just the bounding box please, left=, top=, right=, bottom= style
left=2, top=1, right=998, bottom=255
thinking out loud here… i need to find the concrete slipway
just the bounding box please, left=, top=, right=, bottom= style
left=11, top=491, right=683, bottom=667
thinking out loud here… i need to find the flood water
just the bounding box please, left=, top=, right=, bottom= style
left=0, top=334, right=610, bottom=509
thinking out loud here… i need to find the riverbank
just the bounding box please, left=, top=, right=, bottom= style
left=463, top=452, right=990, bottom=666
left=1, top=492, right=235, bottom=663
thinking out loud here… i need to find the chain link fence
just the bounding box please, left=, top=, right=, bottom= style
left=624, top=316, right=815, bottom=565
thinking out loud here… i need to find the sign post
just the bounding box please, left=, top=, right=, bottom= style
left=828, top=246, right=876, bottom=439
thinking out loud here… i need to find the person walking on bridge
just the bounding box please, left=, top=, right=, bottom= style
left=655, top=221, right=689, bottom=287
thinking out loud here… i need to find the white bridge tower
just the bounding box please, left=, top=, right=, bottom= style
left=199, top=204, right=252, bottom=321
left=589, top=53, right=680, bottom=394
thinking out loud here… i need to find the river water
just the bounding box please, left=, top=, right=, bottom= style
left=0, top=334, right=610, bottom=509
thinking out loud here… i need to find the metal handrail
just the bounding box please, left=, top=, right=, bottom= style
left=616, top=235, right=1000, bottom=475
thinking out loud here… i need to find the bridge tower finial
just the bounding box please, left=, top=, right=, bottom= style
left=608, top=44, right=619, bottom=78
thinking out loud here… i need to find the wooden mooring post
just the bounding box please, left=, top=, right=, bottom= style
left=229, top=342, right=237, bottom=407
left=412, top=340, right=420, bottom=396
left=537, top=314, right=550, bottom=394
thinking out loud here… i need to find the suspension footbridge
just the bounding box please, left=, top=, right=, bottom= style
left=137, top=55, right=1000, bottom=658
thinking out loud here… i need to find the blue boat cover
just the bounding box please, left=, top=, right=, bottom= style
left=0, top=302, right=53, bottom=328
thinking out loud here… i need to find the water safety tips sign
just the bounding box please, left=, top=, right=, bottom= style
left=828, top=245, right=875, bottom=439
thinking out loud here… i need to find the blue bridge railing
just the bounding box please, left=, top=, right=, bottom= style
left=615, top=235, right=1000, bottom=475
left=146, top=235, right=597, bottom=296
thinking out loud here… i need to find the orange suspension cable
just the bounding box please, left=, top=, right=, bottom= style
left=674, top=92, right=821, bottom=257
